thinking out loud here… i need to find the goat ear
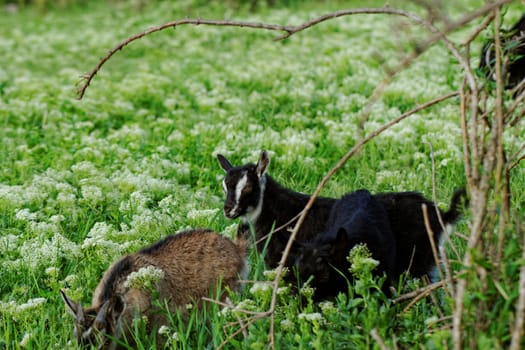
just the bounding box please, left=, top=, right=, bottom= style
left=93, top=300, right=110, bottom=331
left=256, top=150, right=270, bottom=178
left=217, top=154, right=233, bottom=172
left=60, top=289, right=79, bottom=317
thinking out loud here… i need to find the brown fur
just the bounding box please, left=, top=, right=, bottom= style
left=61, top=228, right=248, bottom=349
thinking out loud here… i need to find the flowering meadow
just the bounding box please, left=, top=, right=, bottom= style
left=1, top=0, right=524, bottom=348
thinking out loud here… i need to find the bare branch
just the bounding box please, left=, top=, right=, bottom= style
left=393, top=279, right=453, bottom=304
left=508, top=151, right=525, bottom=172
left=422, top=203, right=445, bottom=287
left=76, top=19, right=293, bottom=99
left=370, top=328, right=391, bottom=350
left=77, top=0, right=512, bottom=99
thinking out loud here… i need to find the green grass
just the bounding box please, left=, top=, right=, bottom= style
left=0, top=0, right=524, bottom=349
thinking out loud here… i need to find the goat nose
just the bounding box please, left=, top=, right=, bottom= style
left=224, top=202, right=234, bottom=212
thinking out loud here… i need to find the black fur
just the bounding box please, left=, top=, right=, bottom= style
left=218, top=152, right=335, bottom=268
left=240, top=175, right=335, bottom=268
left=218, top=152, right=467, bottom=283
left=293, top=189, right=467, bottom=300
left=294, top=190, right=396, bottom=300
left=375, top=189, right=466, bottom=279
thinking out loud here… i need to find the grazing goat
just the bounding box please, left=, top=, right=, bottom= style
left=294, top=189, right=467, bottom=300
left=294, top=189, right=396, bottom=300
left=61, top=228, right=248, bottom=349
left=479, top=12, right=525, bottom=93
left=217, top=151, right=335, bottom=268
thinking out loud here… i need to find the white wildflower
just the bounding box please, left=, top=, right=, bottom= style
left=262, top=269, right=278, bottom=280
left=249, top=282, right=272, bottom=297
left=319, top=301, right=336, bottom=314
left=186, top=208, right=219, bottom=221
left=71, top=161, right=98, bottom=178
left=20, top=297, right=46, bottom=309
left=280, top=319, right=295, bottom=331
left=19, top=332, right=32, bottom=347
left=298, top=312, right=325, bottom=324
left=15, top=208, right=38, bottom=222
left=158, top=325, right=171, bottom=336
left=45, top=267, right=59, bottom=277
left=277, top=286, right=289, bottom=295
left=124, top=266, right=165, bottom=291
left=300, top=286, right=315, bottom=298
left=425, top=316, right=439, bottom=326
left=263, top=267, right=288, bottom=280
left=49, top=214, right=65, bottom=224
left=80, top=185, right=104, bottom=205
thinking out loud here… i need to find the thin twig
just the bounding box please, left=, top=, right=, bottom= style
left=440, top=244, right=456, bottom=299
left=401, top=280, right=448, bottom=313
left=461, top=11, right=496, bottom=46
left=76, top=19, right=293, bottom=99
left=493, top=6, right=509, bottom=267
left=255, top=211, right=303, bottom=246
left=424, top=141, right=461, bottom=262
left=393, top=279, right=454, bottom=304
left=77, top=1, right=512, bottom=99
left=370, top=328, right=391, bottom=350
left=508, top=152, right=525, bottom=172
left=422, top=204, right=445, bottom=287
left=217, top=314, right=269, bottom=350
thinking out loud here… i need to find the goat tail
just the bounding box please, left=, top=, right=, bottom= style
left=443, top=188, right=469, bottom=224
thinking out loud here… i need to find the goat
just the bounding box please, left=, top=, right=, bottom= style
left=217, top=151, right=335, bottom=268
left=375, top=189, right=466, bottom=279
left=293, top=189, right=396, bottom=300
left=294, top=188, right=467, bottom=300
left=61, top=228, right=248, bottom=349
left=217, top=151, right=466, bottom=280
left=479, top=12, right=525, bottom=93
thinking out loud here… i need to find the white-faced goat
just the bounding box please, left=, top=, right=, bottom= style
left=294, top=188, right=467, bottom=300
left=61, top=228, right=248, bottom=349
left=217, top=151, right=335, bottom=268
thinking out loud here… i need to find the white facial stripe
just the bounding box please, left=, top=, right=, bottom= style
left=231, top=173, right=248, bottom=214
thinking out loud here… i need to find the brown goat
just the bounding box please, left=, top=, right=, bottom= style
left=61, top=228, right=248, bottom=349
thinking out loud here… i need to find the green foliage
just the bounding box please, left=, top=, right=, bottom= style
left=0, top=0, right=524, bottom=349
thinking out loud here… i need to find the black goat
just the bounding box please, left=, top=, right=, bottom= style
left=479, top=12, right=525, bottom=93
left=294, top=189, right=467, bottom=300
left=294, top=189, right=396, bottom=300
left=217, top=151, right=467, bottom=282
left=217, top=151, right=335, bottom=268
left=375, top=189, right=465, bottom=279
